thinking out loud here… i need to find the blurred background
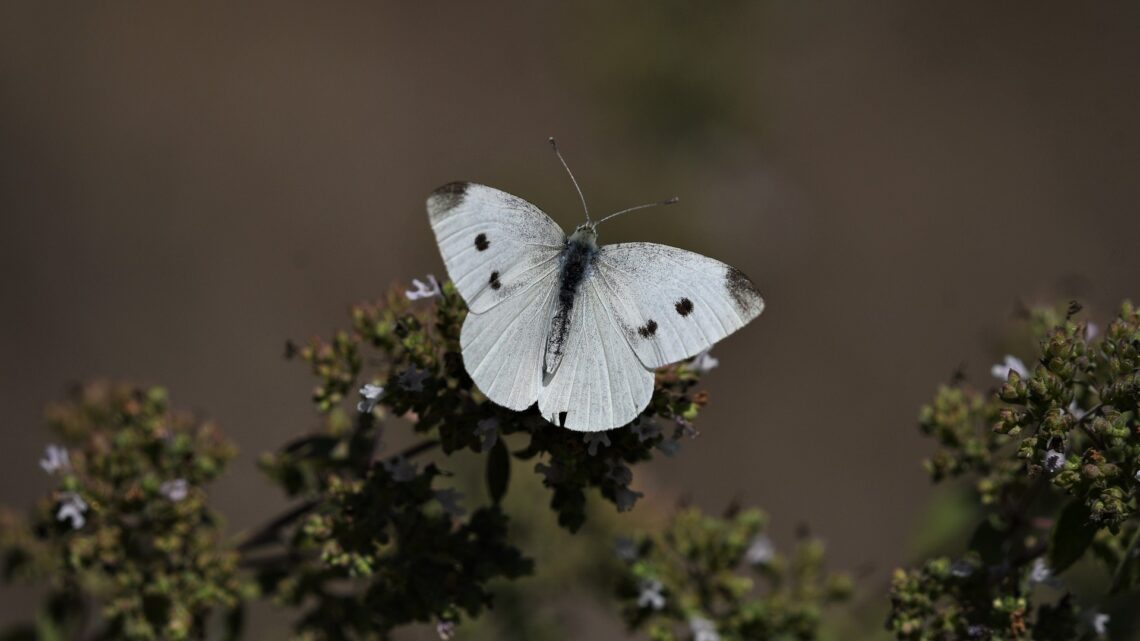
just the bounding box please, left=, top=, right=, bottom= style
left=2, top=2, right=1139, bottom=638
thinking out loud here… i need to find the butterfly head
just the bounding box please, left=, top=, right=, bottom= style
left=569, top=223, right=598, bottom=247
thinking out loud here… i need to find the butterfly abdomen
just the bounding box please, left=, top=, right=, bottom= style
left=543, top=233, right=598, bottom=377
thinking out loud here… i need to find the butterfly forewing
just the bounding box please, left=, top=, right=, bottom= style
left=593, top=242, right=765, bottom=369
left=427, top=182, right=565, bottom=313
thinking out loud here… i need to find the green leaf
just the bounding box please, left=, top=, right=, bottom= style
left=486, top=439, right=510, bottom=505
left=1049, top=499, right=1098, bottom=574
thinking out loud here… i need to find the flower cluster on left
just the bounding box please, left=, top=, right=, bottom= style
left=0, top=382, right=247, bottom=641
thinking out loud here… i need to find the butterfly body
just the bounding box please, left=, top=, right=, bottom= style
left=546, top=226, right=598, bottom=377
left=426, top=182, right=764, bottom=432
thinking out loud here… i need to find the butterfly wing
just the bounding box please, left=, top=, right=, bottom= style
left=593, top=242, right=765, bottom=369
left=427, top=182, right=566, bottom=313
left=536, top=275, right=655, bottom=432
left=461, top=269, right=560, bottom=411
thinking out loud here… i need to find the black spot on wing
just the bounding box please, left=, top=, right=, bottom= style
left=427, top=182, right=468, bottom=218
left=675, top=298, right=694, bottom=316
left=637, top=319, right=658, bottom=338
left=725, top=267, right=764, bottom=315
left=475, top=233, right=490, bottom=251
left=489, top=271, right=502, bottom=290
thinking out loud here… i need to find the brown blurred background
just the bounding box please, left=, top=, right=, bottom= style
left=2, top=1, right=1139, bottom=637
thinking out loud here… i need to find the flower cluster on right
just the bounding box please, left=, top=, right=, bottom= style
left=890, top=302, right=1140, bottom=640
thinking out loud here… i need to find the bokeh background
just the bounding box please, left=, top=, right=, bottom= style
left=3, top=2, right=1140, bottom=638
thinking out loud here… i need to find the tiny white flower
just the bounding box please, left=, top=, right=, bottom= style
left=39, top=445, right=70, bottom=474
left=434, top=488, right=466, bottom=519
left=636, top=579, right=665, bottom=610
left=159, top=478, right=189, bottom=502
left=1068, top=400, right=1086, bottom=421
left=583, top=432, right=611, bottom=456
left=1028, top=557, right=1052, bottom=585
left=382, top=456, right=417, bottom=482
left=357, top=383, right=384, bottom=413
left=435, top=620, right=456, bottom=640
left=399, top=367, right=430, bottom=392
left=1043, top=450, right=1065, bottom=474
left=689, top=616, right=720, bottom=641
left=991, top=355, right=1028, bottom=381
left=614, top=487, right=643, bottom=512
left=605, top=459, right=632, bottom=485
left=745, top=534, right=775, bottom=565
left=614, top=536, right=638, bottom=562
left=56, top=492, right=88, bottom=530
left=473, top=417, right=499, bottom=452
left=1092, top=612, right=1110, bottom=636
left=1086, top=322, right=1100, bottom=341
left=631, top=419, right=661, bottom=443
left=689, top=349, right=720, bottom=374
left=405, top=274, right=441, bottom=301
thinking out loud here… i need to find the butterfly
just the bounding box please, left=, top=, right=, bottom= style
left=425, top=141, right=764, bottom=432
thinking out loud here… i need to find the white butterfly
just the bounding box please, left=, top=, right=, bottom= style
left=426, top=148, right=764, bottom=432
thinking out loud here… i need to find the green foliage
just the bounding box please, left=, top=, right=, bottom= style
left=890, top=302, right=1140, bottom=640
left=0, top=282, right=849, bottom=640
left=1, top=382, right=245, bottom=641
left=616, top=507, right=851, bottom=641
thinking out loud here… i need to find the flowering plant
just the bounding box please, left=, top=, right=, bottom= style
left=0, top=279, right=848, bottom=641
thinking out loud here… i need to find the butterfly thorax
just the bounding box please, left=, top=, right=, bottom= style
left=543, top=225, right=598, bottom=378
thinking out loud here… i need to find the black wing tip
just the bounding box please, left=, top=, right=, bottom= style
left=725, top=266, right=765, bottom=317
left=426, top=181, right=470, bottom=218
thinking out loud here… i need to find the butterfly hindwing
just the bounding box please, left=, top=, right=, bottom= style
left=427, top=182, right=565, bottom=313
left=460, top=269, right=560, bottom=411
left=536, top=274, right=654, bottom=432
left=593, top=242, right=765, bottom=369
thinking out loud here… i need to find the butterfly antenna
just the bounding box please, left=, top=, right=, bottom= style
left=548, top=137, right=591, bottom=224
left=595, top=196, right=680, bottom=226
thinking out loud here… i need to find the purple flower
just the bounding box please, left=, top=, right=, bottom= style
left=745, top=534, right=774, bottom=565
left=56, top=492, right=88, bottom=530
left=689, top=616, right=720, bottom=641
left=1043, top=450, right=1065, bottom=474
left=39, top=445, right=70, bottom=474
left=406, top=275, right=441, bottom=301
left=435, top=620, right=456, bottom=640
left=160, top=479, right=189, bottom=502
left=637, top=579, right=665, bottom=610
left=357, top=383, right=384, bottom=413
left=991, top=355, right=1028, bottom=381
left=689, top=349, right=719, bottom=374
